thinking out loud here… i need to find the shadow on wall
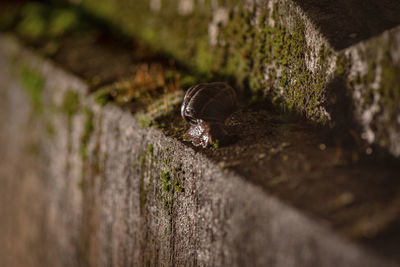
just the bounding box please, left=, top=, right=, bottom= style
left=293, top=0, right=400, bottom=50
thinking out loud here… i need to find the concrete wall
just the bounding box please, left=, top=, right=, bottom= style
left=1, top=35, right=398, bottom=267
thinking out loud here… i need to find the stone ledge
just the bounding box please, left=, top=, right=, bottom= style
left=1, top=33, right=400, bottom=266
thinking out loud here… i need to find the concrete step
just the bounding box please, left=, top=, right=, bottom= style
left=76, top=0, right=400, bottom=157
left=292, top=0, right=400, bottom=50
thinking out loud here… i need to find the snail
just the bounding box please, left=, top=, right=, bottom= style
left=181, top=82, right=238, bottom=148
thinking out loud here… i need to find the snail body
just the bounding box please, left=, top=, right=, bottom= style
left=181, top=82, right=237, bottom=148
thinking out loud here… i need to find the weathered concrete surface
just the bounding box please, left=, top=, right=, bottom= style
left=1, top=34, right=400, bottom=267
left=0, top=34, right=90, bottom=267
left=0, top=37, right=45, bottom=267
left=293, top=0, right=400, bottom=50
left=345, top=27, right=400, bottom=156
left=78, top=0, right=400, bottom=157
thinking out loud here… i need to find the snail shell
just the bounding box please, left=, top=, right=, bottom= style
left=181, top=82, right=238, bottom=147
left=181, top=82, right=237, bottom=125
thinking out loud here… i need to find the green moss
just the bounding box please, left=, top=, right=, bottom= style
left=136, top=142, right=158, bottom=214
left=160, top=161, right=185, bottom=196
left=344, top=46, right=400, bottom=150
left=160, top=168, right=184, bottom=209
left=213, top=3, right=333, bottom=121
left=213, top=139, right=220, bottom=149
left=335, top=54, right=351, bottom=77
left=46, top=121, right=56, bottom=137
left=356, top=61, right=377, bottom=108
left=139, top=152, right=147, bottom=213
left=15, top=2, right=83, bottom=41
left=62, top=90, right=80, bottom=118
left=318, top=44, right=332, bottom=65
left=94, top=87, right=113, bottom=106
left=139, top=117, right=152, bottom=128
left=80, top=108, right=95, bottom=161
left=77, top=178, right=87, bottom=191
left=262, top=5, right=329, bottom=121
left=62, top=90, right=81, bottom=166
left=174, top=179, right=183, bottom=193
left=19, top=64, right=44, bottom=114
left=380, top=52, right=400, bottom=115
left=48, top=8, right=79, bottom=37
left=82, top=0, right=117, bottom=20
left=62, top=90, right=80, bottom=178
left=26, top=142, right=40, bottom=156
left=82, top=0, right=212, bottom=72
left=159, top=149, right=185, bottom=204
left=16, top=3, right=48, bottom=40
left=161, top=170, right=172, bottom=192
left=180, top=74, right=198, bottom=89
left=195, top=39, right=214, bottom=73
left=154, top=111, right=186, bottom=139
left=147, top=144, right=154, bottom=156
left=140, top=154, right=146, bottom=166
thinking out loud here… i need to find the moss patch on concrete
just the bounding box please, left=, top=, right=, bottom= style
left=61, top=90, right=81, bottom=179
left=379, top=52, right=400, bottom=122
left=80, top=108, right=95, bottom=161
left=138, top=143, right=157, bottom=213
left=46, top=121, right=56, bottom=137
left=348, top=45, right=400, bottom=152
left=135, top=90, right=183, bottom=129
left=62, top=90, right=81, bottom=119
left=19, top=64, right=44, bottom=114
left=16, top=2, right=81, bottom=41
left=335, top=53, right=351, bottom=77
left=160, top=166, right=184, bottom=195
left=216, top=3, right=335, bottom=122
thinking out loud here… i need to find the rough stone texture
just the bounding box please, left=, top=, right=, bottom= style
left=0, top=34, right=90, bottom=267
left=1, top=34, right=400, bottom=267
left=0, top=37, right=45, bottom=267
left=77, top=0, right=400, bottom=157
left=345, top=27, right=400, bottom=156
